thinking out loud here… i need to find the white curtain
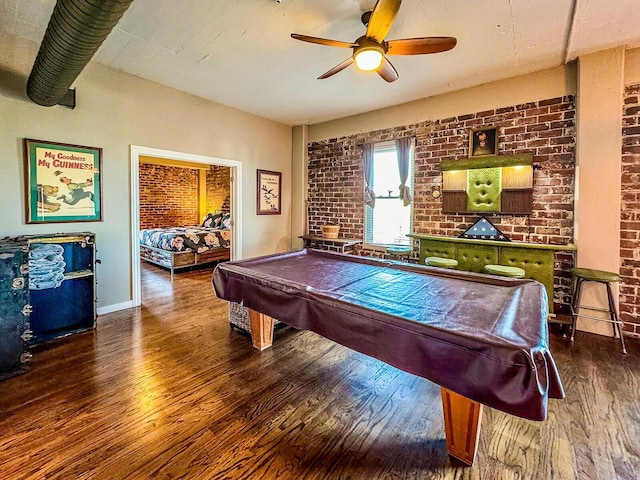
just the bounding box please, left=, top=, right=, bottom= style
left=395, top=137, right=413, bottom=206
left=363, top=143, right=375, bottom=207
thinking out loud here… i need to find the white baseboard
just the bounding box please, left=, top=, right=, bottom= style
left=97, top=300, right=135, bottom=316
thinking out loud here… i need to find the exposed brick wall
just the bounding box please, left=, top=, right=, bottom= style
left=308, top=96, right=576, bottom=309
left=308, top=122, right=428, bottom=239
left=621, top=84, right=640, bottom=336
left=206, top=165, right=231, bottom=215
left=139, top=164, right=199, bottom=229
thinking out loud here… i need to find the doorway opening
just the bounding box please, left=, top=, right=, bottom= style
left=130, top=145, right=242, bottom=307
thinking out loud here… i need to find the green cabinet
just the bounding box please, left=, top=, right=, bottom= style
left=408, top=234, right=576, bottom=313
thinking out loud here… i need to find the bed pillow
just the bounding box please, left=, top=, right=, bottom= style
left=221, top=213, right=232, bottom=230
left=202, top=213, right=223, bottom=228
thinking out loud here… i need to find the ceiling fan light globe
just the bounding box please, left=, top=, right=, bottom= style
left=354, top=48, right=384, bottom=71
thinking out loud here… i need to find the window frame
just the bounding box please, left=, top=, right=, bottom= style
left=363, top=140, right=414, bottom=247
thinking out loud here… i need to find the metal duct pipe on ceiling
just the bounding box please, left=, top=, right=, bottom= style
left=27, top=0, right=134, bottom=107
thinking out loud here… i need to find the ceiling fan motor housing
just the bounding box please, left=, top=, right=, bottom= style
left=355, top=36, right=387, bottom=53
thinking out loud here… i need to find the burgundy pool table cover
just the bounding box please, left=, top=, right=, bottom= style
left=212, top=249, right=564, bottom=421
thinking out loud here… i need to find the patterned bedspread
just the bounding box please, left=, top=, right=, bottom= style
left=140, top=227, right=231, bottom=253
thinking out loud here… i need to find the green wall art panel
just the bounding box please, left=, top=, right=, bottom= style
left=466, top=167, right=501, bottom=212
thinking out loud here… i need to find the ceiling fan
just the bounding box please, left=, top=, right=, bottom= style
left=291, top=0, right=457, bottom=83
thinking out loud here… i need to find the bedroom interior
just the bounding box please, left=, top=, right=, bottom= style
left=137, top=156, right=232, bottom=280
left=1, top=0, right=639, bottom=478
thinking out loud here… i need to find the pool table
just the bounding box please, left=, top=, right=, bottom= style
left=212, top=249, right=564, bottom=465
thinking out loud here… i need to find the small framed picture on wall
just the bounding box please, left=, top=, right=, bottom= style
left=256, top=169, right=281, bottom=215
left=469, top=127, right=497, bottom=158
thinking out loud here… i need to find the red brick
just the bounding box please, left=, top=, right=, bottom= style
left=539, top=113, right=564, bottom=123
left=625, top=106, right=640, bottom=116
left=540, top=97, right=563, bottom=106
left=549, top=102, right=574, bottom=113
left=527, top=124, right=550, bottom=132
left=526, top=107, right=549, bottom=117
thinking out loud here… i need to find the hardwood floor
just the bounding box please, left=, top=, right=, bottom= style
left=1, top=263, right=639, bottom=479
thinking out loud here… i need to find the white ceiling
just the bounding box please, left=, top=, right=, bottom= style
left=1, top=0, right=640, bottom=126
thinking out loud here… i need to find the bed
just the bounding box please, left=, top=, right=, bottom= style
left=140, top=213, right=231, bottom=278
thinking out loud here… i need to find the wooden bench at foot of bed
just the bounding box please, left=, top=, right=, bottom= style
left=140, top=245, right=230, bottom=279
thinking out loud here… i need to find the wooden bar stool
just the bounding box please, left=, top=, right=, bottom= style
left=482, top=264, right=525, bottom=278
left=570, top=268, right=627, bottom=354
left=425, top=256, right=458, bottom=269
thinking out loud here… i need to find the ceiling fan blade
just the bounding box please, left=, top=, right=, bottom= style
left=291, top=34, right=357, bottom=49
left=318, top=57, right=355, bottom=79
left=377, top=56, right=399, bottom=83
left=386, top=37, right=457, bottom=55
left=366, top=0, right=401, bottom=43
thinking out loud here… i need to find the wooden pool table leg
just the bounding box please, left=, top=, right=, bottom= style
left=441, top=387, right=483, bottom=466
left=248, top=309, right=275, bottom=350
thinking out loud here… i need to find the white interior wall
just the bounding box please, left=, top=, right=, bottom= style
left=574, top=47, right=625, bottom=336
left=0, top=31, right=292, bottom=311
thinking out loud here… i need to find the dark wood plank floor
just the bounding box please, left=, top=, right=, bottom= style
left=1, top=263, right=639, bottom=479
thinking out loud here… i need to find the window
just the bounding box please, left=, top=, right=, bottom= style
left=364, top=141, right=414, bottom=245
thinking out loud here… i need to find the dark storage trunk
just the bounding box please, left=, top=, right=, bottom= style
left=0, top=233, right=97, bottom=381
left=0, top=241, right=30, bottom=381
